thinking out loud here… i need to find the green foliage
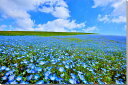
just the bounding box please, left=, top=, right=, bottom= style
left=0, top=31, right=96, bottom=36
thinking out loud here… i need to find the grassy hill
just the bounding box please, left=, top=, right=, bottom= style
left=0, top=31, right=96, bottom=36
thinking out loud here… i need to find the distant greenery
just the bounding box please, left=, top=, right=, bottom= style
left=0, top=31, right=97, bottom=36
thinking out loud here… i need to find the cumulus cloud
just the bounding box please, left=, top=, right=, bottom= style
left=98, top=14, right=110, bottom=23
left=0, top=0, right=85, bottom=31
left=0, top=0, right=39, bottom=30
left=0, top=25, right=7, bottom=31
left=39, top=0, right=70, bottom=19
left=92, top=0, right=115, bottom=8
left=35, top=19, right=85, bottom=32
left=93, top=0, right=126, bottom=23
left=82, top=26, right=97, bottom=33
left=111, top=16, right=126, bottom=23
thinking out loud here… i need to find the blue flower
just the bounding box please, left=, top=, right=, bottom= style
left=9, top=80, right=18, bottom=84
left=20, top=81, right=29, bottom=84
left=116, top=79, right=124, bottom=84
left=69, top=79, right=77, bottom=84
left=97, top=78, right=104, bottom=84
left=34, top=74, right=40, bottom=80
left=56, top=77, right=63, bottom=81
left=0, top=66, right=6, bottom=70
left=65, top=65, right=69, bottom=69
left=49, top=75, right=56, bottom=81
left=39, top=61, right=45, bottom=65
left=14, top=63, right=18, bottom=67
left=8, top=74, right=15, bottom=81
left=23, top=60, right=28, bottom=64
left=70, top=73, right=77, bottom=80
left=27, top=69, right=37, bottom=73
left=36, top=80, right=44, bottom=84
left=59, top=67, right=65, bottom=72
left=44, top=71, right=51, bottom=76
left=83, top=80, right=88, bottom=84
left=36, top=67, right=42, bottom=72
left=60, top=73, right=64, bottom=77
left=16, top=76, right=22, bottom=81
left=2, top=76, right=7, bottom=80
left=5, top=67, right=10, bottom=71
left=78, top=74, right=85, bottom=81
left=46, top=81, right=50, bottom=84
left=27, top=75, right=33, bottom=81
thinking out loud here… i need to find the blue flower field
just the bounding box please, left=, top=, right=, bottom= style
left=0, top=34, right=126, bottom=84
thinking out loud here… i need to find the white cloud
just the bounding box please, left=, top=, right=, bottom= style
left=39, top=0, right=70, bottom=19
left=0, top=0, right=40, bottom=30
left=111, top=16, right=126, bottom=23
left=0, top=25, right=7, bottom=31
left=0, top=0, right=84, bottom=31
left=52, top=7, right=70, bottom=19
left=92, top=0, right=115, bottom=8
left=93, top=0, right=126, bottom=23
left=82, top=26, right=97, bottom=33
left=98, top=14, right=126, bottom=23
left=98, top=14, right=110, bottom=23
left=111, top=0, right=126, bottom=17
left=35, top=19, right=85, bottom=32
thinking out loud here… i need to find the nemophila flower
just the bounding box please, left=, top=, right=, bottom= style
left=77, top=71, right=83, bottom=74
left=49, top=75, right=56, bottom=81
left=56, top=77, right=63, bottom=81
left=28, top=69, right=37, bottom=73
left=27, top=75, right=33, bottom=81
left=30, top=59, right=33, bottom=62
left=60, top=73, right=64, bottom=77
left=116, top=79, right=124, bottom=84
left=0, top=66, right=6, bottom=70
left=5, top=67, right=10, bottom=71
left=83, top=80, right=88, bottom=84
left=36, top=80, right=44, bottom=84
left=89, top=82, right=94, bottom=84
left=23, top=60, right=28, bottom=64
left=5, top=70, right=13, bottom=76
left=97, top=78, right=104, bottom=84
left=31, top=65, right=35, bottom=69
left=44, top=76, right=49, bottom=80
left=46, top=81, right=50, bottom=84
left=39, top=61, right=45, bottom=65
left=16, top=76, right=22, bottom=81
left=59, top=67, right=65, bottom=72
left=115, top=74, right=120, bottom=77
left=20, top=81, right=29, bottom=84
left=14, top=63, right=18, bottom=67
left=5, top=82, right=9, bottom=84
left=52, top=61, right=56, bottom=64
left=47, top=66, right=53, bottom=70
left=44, top=71, right=51, bottom=76
left=2, top=76, right=7, bottom=80
left=83, top=64, right=87, bottom=68
left=70, top=73, right=77, bottom=80
left=36, top=67, right=42, bottom=72
left=26, top=69, right=31, bottom=73
left=8, top=74, right=15, bottom=81
left=65, top=65, right=69, bottom=69
left=17, top=57, right=22, bottom=59
left=69, top=79, right=77, bottom=84
left=34, top=74, right=40, bottom=80
left=78, top=74, right=85, bottom=81
left=9, top=80, right=18, bottom=84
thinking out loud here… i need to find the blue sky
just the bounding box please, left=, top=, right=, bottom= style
left=0, top=0, right=126, bottom=36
